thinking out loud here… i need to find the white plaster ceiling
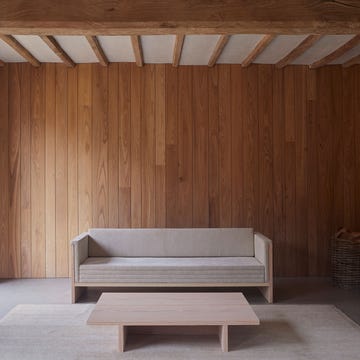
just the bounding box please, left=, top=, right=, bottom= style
left=180, top=35, right=220, bottom=65
left=0, top=34, right=359, bottom=66
left=97, top=36, right=134, bottom=62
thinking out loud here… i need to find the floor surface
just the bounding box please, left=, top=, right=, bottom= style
left=0, top=277, right=359, bottom=324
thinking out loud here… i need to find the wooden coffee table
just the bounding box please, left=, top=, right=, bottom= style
left=87, top=292, right=259, bottom=352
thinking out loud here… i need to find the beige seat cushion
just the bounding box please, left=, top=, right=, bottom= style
left=88, top=228, right=255, bottom=257
left=79, top=256, right=265, bottom=283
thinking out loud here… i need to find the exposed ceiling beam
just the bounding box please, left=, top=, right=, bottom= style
left=310, top=35, right=360, bottom=69
left=208, top=35, right=230, bottom=67
left=131, top=35, right=143, bottom=67
left=0, top=1, right=360, bottom=35
left=86, top=35, right=108, bottom=66
left=172, top=34, right=185, bottom=67
left=41, top=35, right=75, bottom=67
left=242, top=35, right=275, bottom=67
left=276, top=34, right=322, bottom=68
left=343, top=54, right=360, bottom=68
left=0, top=34, right=40, bottom=66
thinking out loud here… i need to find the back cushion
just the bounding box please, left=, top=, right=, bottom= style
left=88, top=228, right=254, bottom=257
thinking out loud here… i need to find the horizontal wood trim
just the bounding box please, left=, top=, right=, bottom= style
left=0, top=1, right=360, bottom=35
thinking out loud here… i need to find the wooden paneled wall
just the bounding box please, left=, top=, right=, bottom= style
left=0, top=63, right=359, bottom=278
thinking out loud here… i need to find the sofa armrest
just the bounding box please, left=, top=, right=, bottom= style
left=71, top=232, right=89, bottom=282
left=254, top=232, right=273, bottom=283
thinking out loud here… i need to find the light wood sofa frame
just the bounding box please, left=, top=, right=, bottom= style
left=71, top=229, right=273, bottom=304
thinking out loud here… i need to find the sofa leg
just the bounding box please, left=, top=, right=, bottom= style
left=259, top=285, right=273, bottom=303
left=72, top=285, right=85, bottom=304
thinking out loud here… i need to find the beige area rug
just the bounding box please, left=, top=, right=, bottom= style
left=0, top=304, right=360, bottom=360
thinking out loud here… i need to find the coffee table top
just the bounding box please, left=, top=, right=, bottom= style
left=87, top=292, right=260, bottom=326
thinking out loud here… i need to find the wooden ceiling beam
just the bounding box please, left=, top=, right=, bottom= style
left=310, top=34, right=360, bottom=69
left=131, top=35, right=143, bottom=67
left=41, top=35, right=75, bottom=67
left=242, top=35, right=274, bottom=67
left=0, top=1, right=360, bottom=35
left=208, top=35, right=230, bottom=67
left=172, top=34, right=185, bottom=67
left=343, top=53, right=360, bottom=68
left=276, top=34, right=322, bottom=68
left=86, top=35, right=108, bottom=66
left=0, top=34, right=40, bottom=66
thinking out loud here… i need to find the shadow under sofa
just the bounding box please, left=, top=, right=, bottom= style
left=71, top=228, right=273, bottom=303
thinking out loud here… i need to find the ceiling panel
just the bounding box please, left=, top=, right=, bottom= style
left=291, top=35, right=354, bottom=65
left=180, top=35, right=220, bottom=65
left=254, top=35, right=309, bottom=64
left=13, top=35, right=60, bottom=62
left=0, top=38, right=25, bottom=62
left=97, top=36, right=134, bottom=62
left=217, top=34, right=263, bottom=64
left=54, top=36, right=97, bottom=63
left=142, top=35, right=174, bottom=63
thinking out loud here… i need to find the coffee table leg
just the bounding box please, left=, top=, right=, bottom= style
left=118, top=325, right=127, bottom=352
left=219, top=325, right=228, bottom=352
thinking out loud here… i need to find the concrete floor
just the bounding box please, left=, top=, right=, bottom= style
left=0, top=277, right=359, bottom=324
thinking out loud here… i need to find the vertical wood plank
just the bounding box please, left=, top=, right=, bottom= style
left=342, top=67, right=356, bottom=229
left=272, top=67, right=285, bottom=276
left=155, top=64, right=166, bottom=227
left=20, top=64, right=32, bottom=278
left=0, top=65, right=9, bottom=278
left=284, top=66, right=296, bottom=276
left=130, top=64, right=142, bottom=228
left=165, top=65, right=178, bottom=227
left=67, top=65, right=78, bottom=275
left=317, top=67, right=334, bottom=276
left=55, top=64, right=68, bottom=277
left=30, top=65, right=46, bottom=278
left=208, top=66, right=219, bottom=227
left=218, top=65, right=232, bottom=227
left=193, top=66, right=209, bottom=227
left=8, top=64, right=21, bottom=278
left=306, top=68, right=319, bottom=276
left=92, top=64, right=108, bottom=228
left=242, top=65, right=259, bottom=229
left=294, top=66, right=308, bottom=275
left=107, top=63, right=119, bottom=228
left=177, top=66, right=193, bottom=227
left=231, top=65, right=244, bottom=227
left=45, top=63, right=56, bottom=278
left=78, top=64, right=92, bottom=233
left=258, top=65, right=274, bottom=239
left=118, top=63, right=131, bottom=227
left=141, top=64, right=156, bottom=228
left=354, top=67, right=360, bottom=229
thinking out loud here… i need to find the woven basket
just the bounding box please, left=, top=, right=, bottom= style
left=331, top=228, right=360, bottom=290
